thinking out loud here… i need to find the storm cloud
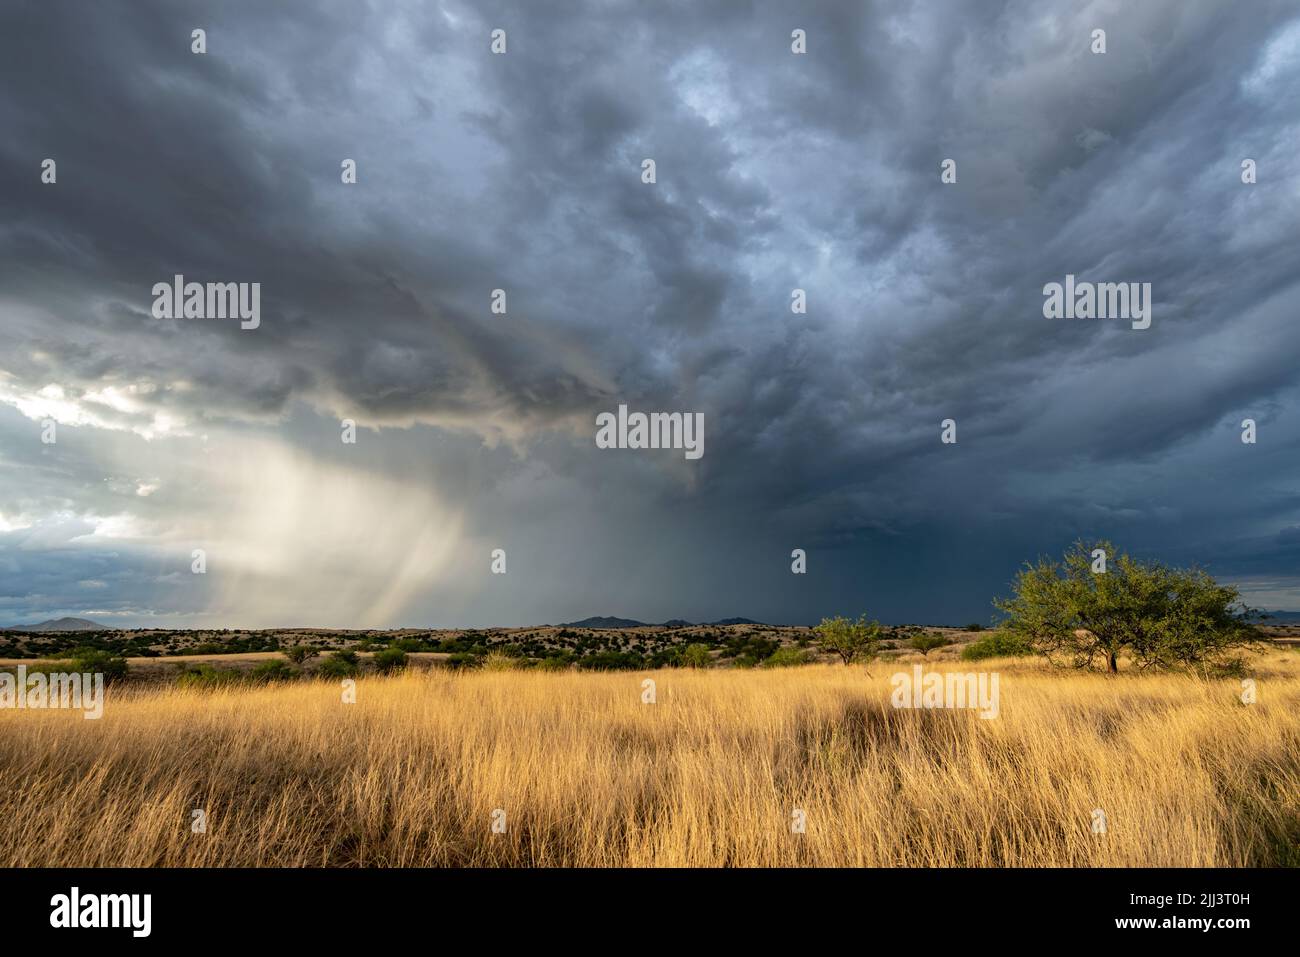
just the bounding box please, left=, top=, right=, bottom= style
left=1, top=0, right=1298, bottom=627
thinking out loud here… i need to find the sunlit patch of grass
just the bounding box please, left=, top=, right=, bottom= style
left=1, top=656, right=1296, bottom=866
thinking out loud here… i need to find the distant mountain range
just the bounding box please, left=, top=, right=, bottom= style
left=1261, top=610, right=1300, bottom=623
left=559, top=616, right=765, bottom=629
left=2, top=617, right=107, bottom=632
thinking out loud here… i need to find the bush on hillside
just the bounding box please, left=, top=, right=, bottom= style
left=251, top=659, right=297, bottom=682
left=763, top=647, right=816, bottom=668
left=960, top=631, right=1035, bottom=661
left=318, top=654, right=359, bottom=679
left=372, top=648, right=408, bottom=674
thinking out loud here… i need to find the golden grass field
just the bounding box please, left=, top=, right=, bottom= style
left=2, top=652, right=1298, bottom=867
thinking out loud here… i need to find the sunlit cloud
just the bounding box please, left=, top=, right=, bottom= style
left=0, top=376, right=189, bottom=440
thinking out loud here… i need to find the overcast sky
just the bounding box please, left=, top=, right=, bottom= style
left=1, top=0, right=1298, bottom=629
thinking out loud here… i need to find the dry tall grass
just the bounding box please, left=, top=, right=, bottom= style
left=2, top=655, right=1297, bottom=866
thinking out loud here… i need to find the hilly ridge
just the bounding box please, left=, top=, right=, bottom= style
left=560, top=615, right=765, bottom=629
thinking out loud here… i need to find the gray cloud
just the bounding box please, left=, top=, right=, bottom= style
left=1, top=0, right=1298, bottom=627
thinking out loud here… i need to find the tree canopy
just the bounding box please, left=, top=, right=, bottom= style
left=995, top=541, right=1259, bottom=672
left=813, top=614, right=884, bottom=666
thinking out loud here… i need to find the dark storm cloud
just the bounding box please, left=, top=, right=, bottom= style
left=1, top=0, right=1298, bottom=626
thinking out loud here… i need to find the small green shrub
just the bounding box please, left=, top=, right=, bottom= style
left=680, top=643, right=712, bottom=669
left=961, top=631, right=1035, bottom=661
left=251, top=659, right=296, bottom=682
left=910, top=633, right=952, bottom=657
left=763, top=647, right=815, bottom=668
left=537, top=654, right=574, bottom=671
left=372, top=648, right=408, bottom=674
left=49, top=646, right=129, bottom=679
left=318, top=653, right=359, bottom=679
left=576, top=651, right=644, bottom=671
left=68, top=649, right=129, bottom=682
left=445, top=652, right=481, bottom=670
left=175, top=663, right=241, bottom=688
left=393, top=637, right=431, bottom=652
left=481, top=651, right=519, bottom=671
left=283, top=645, right=319, bottom=665
left=813, top=615, right=883, bottom=665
